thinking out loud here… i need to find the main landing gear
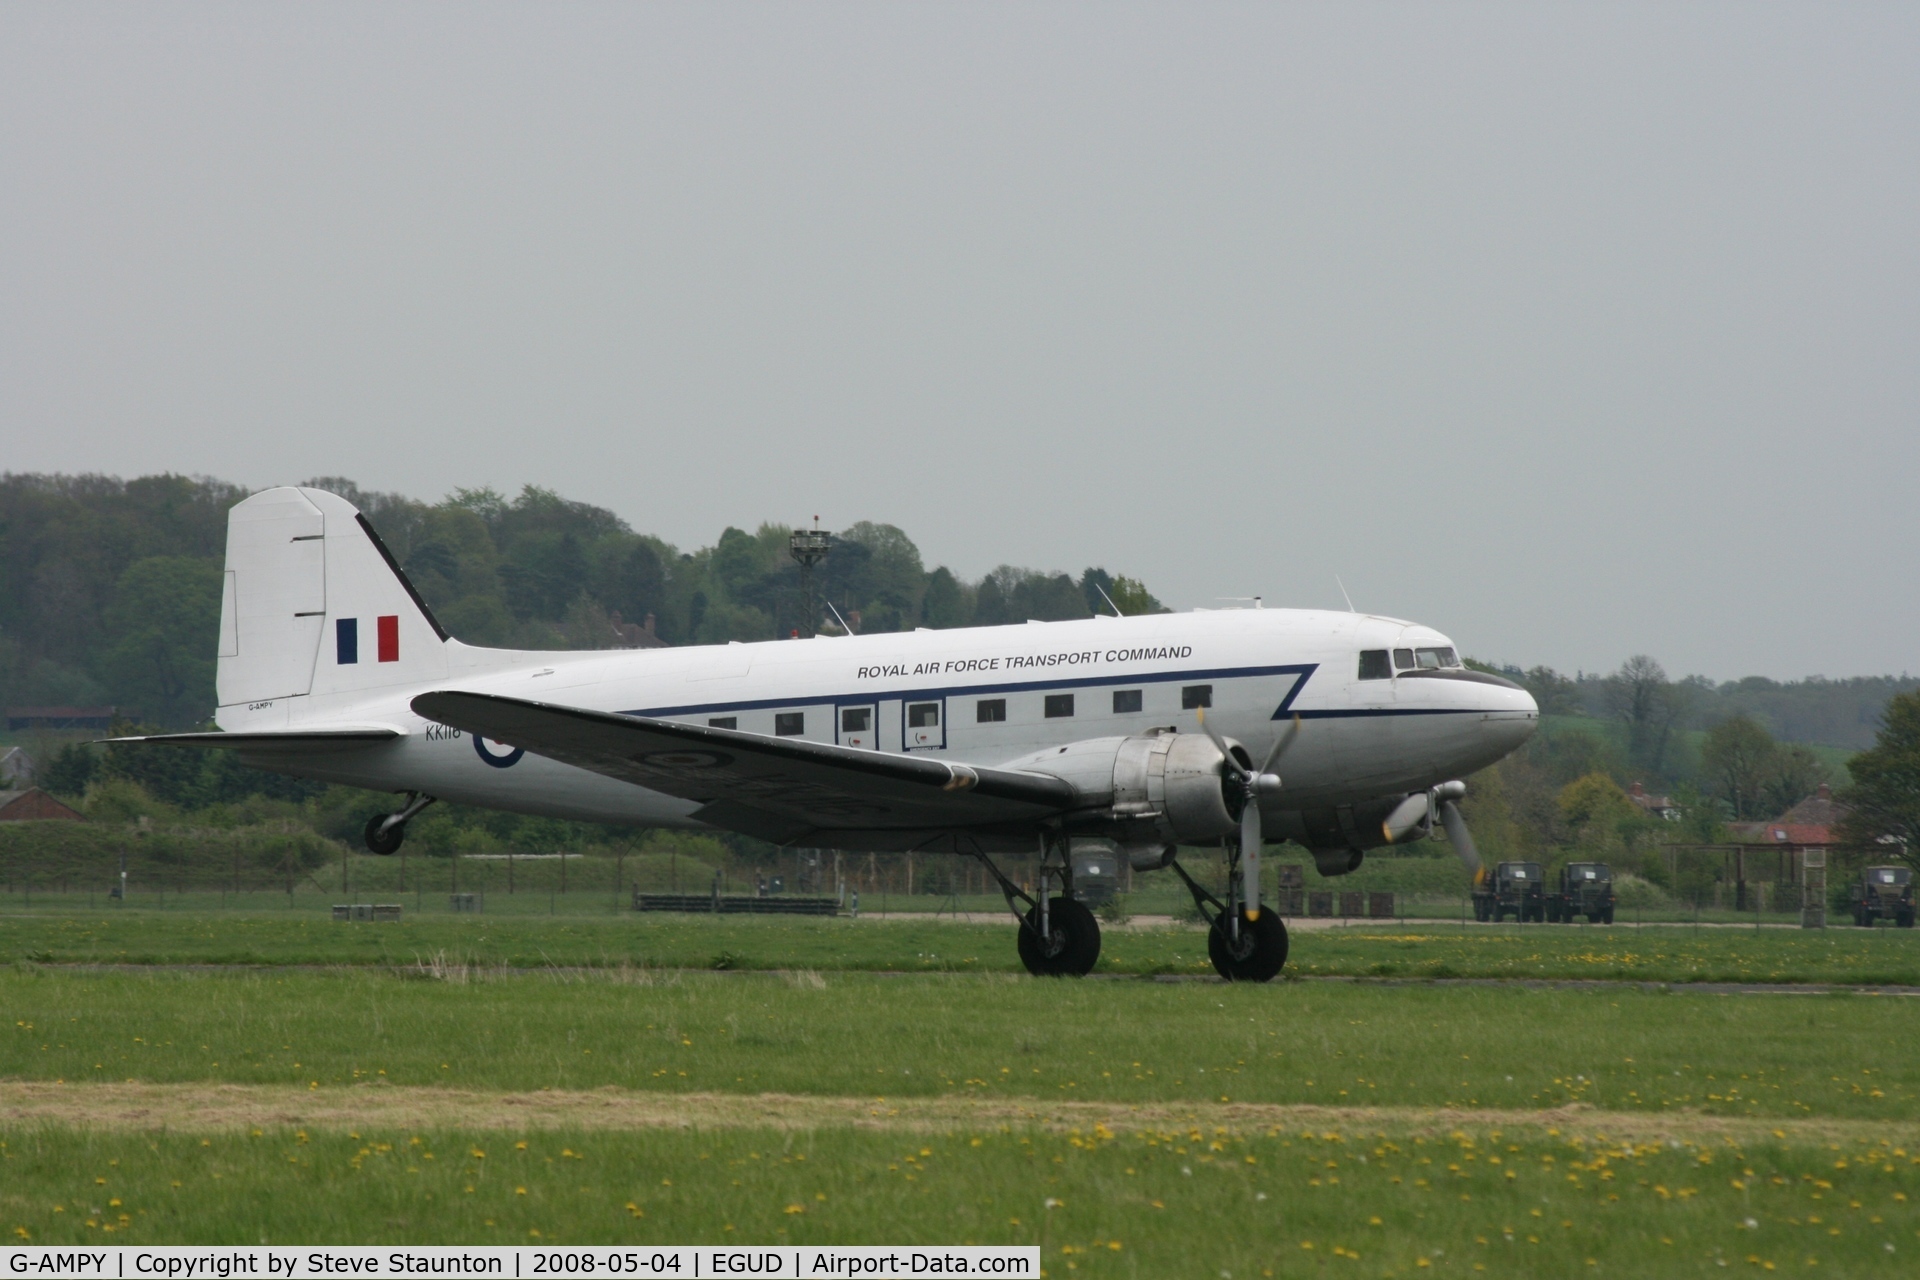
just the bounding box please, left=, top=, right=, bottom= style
left=971, top=835, right=1102, bottom=977
left=363, top=792, right=437, bottom=855
left=1170, top=837, right=1290, bottom=982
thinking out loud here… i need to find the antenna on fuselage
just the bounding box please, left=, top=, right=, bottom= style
left=1335, top=576, right=1356, bottom=613
left=823, top=600, right=853, bottom=635
left=1094, top=582, right=1123, bottom=617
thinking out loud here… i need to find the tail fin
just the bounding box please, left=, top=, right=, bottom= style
left=216, top=486, right=449, bottom=715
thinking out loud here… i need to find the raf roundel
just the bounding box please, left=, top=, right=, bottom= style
left=473, top=735, right=525, bottom=768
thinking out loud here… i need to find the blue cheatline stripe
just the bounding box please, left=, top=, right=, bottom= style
left=335, top=617, right=358, bottom=665
left=625, top=662, right=1317, bottom=719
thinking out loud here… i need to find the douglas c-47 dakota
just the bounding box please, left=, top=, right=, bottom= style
left=123, top=487, right=1539, bottom=981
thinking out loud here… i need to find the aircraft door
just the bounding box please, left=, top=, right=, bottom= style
left=902, top=697, right=946, bottom=751
left=838, top=703, right=879, bottom=750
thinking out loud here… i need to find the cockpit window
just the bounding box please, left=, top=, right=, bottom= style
left=1357, top=650, right=1392, bottom=681
left=1414, top=646, right=1460, bottom=669
left=1876, top=868, right=1911, bottom=885
left=1393, top=648, right=1415, bottom=671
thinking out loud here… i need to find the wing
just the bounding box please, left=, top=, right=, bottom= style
left=101, top=728, right=403, bottom=754
left=413, top=690, right=1077, bottom=848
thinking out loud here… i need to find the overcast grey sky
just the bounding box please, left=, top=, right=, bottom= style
left=4, top=3, right=1915, bottom=681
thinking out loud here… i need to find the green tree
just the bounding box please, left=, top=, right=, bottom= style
left=1700, top=715, right=1778, bottom=819
left=1557, top=772, right=1636, bottom=834
left=920, top=567, right=971, bottom=628
left=1760, top=744, right=1828, bottom=818
left=1520, top=666, right=1584, bottom=716
left=98, top=556, right=222, bottom=726
left=1700, top=714, right=1828, bottom=819
left=1839, top=690, right=1920, bottom=870
left=40, top=743, right=98, bottom=797
left=1603, top=655, right=1687, bottom=778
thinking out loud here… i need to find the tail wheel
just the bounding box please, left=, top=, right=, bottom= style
left=1208, top=909, right=1289, bottom=983
left=363, top=815, right=405, bottom=856
left=1017, top=897, right=1102, bottom=977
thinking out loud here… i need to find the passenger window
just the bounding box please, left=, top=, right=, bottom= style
left=708, top=716, right=737, bottom=730
left=907, top=702, right=940, bottom=728
left=774, top=712, right=805, bottom=736
left=1113, top=689, right=1143, bottom=714
left=976, top=698, right=1007, bottom=723
left=1045, top=694, right=1075, bottom=718
left=841, top=707, right=871, bottom=733
left=1358, top=650, right=1392, bottom=680
left=1393, top=648, right=1415, bottom=671
left=1181, top=685, right=1212, bottom=709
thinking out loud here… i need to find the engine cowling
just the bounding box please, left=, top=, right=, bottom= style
left=1003, top=731, right=1240, bottom=853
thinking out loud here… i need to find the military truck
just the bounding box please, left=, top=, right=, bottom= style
left=1473, top=861, right=1546, bottom=922
left=1848, top=865, right=1915, bottom=928
left=1070, top=847, right=1121, bottom=908
left=1547, top=862, right=1616, bottom=924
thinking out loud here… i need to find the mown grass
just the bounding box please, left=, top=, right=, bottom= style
left=5, top=969, right=1920, bottom=1120
left=3, top=964, right=1918, bottom=1266
left=3, top=1116, right=1916, bottom=1274
left=4, top=907, right=1920, bottom=984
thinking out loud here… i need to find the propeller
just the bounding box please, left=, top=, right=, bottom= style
left=1197, top=710, right=1301, bottom=920
left=1434, top=783, right=1488, bottom=888
left=1381, top=781, right=1487, bottom=887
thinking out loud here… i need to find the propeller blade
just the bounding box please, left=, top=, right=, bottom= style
left=1195, top=708, right=1247, bottom=778
left=1258, top=713, right=1302, bottom=777
left=1241, top=800, right=1262, bottom=920
left=1438, top=798, right=1486, bottom=887
left=1381, top=791, right=1431, bottom=844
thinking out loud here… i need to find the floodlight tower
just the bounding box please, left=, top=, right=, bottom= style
left=789, top=517, right=832, bottom=638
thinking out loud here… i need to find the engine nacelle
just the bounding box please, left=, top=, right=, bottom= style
left=1005, top=731, right=1239, bottom=848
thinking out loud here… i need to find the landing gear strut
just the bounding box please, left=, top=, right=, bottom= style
left=1171, top=837, right=1289, bottom=982
left=363, top=792, right=436, bottom=855
left=969, top=834, right=1102, bottom=977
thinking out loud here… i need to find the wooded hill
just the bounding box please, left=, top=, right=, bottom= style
left=0, top=472, right=1165, bottom=730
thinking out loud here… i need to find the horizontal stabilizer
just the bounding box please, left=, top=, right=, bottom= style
left=412, top=690, right=1077, bottom=844
left=104, top=728, right=403, bottom=753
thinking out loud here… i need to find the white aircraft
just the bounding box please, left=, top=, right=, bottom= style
left=127, top=487, right=1539, bottom=981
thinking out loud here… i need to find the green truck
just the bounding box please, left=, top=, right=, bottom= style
left=1473, top=861, right=1546, bottom=923
left=1847, top=866, right=1915, bottom=928
left=1547, top=862, right=1616, bottom=924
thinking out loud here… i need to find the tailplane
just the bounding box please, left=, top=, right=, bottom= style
left=216, top=486, right=450, bottom=721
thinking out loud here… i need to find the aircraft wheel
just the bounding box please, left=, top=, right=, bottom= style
left=1208, top=909, right=1289, bottom=983
left=363, top=815, right=406, bottom=856
left=1017, top=897, right=1101, bottom=977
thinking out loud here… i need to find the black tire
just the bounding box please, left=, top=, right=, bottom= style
left=363, top=814, right=405, bottom=856
left=1208, top=909, right=1290, bottom=982
left=1899, top=910, right=1915, bottom=930
left=1017, top=897, right=1101, bottom=977
left=1588, top=912, right=1603, bottom=924
left=1602, top=907, right=1614, bottom=924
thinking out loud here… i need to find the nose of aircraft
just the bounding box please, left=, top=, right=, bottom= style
left=1483, top=682, right=1540, bottom=757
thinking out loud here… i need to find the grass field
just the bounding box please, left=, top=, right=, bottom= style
left=4, top=906, right=1920, bottom=984
left=3, top=909, right=1918, bottom=1270
left=4, top=969, right=1920, bottom=1116
left=5, top=1099, right=1916, bottom=1275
